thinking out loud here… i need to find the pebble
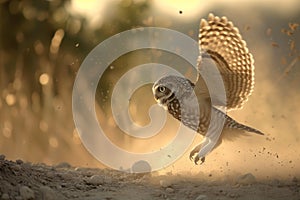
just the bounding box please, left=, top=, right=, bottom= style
left=195, top=194, right=208, bottom=200
left=1, top=193, right=10, bottom=200
left=55, top=162, right=71, bottom=168
left=159, top=179, right=172, bottom=188
left=60, top=171, right=74, bottom=180
left=40, top=186, right=64, bottom=200
left=104, top=176, right=113, bottom=184
left=11, top=164, right=22, bottom=171
left=228, top=193, right=239, bottom=198
left=0, top=155, right=6, bottom=160
left=75, top=183, right=84, bottom=190
left=16, top=159, right=24, bottom=164
left=166, top=187, right=174, bottom=193
left=86, top=175, right=103, bottom=185
left=236, top=173, right=256, bottom=185
left=19, top=186, right=35, bottom=200
left=74, top=167, right=84, bottom=171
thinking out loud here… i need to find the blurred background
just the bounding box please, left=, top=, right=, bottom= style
left=0, top=0, right=299, bottom=180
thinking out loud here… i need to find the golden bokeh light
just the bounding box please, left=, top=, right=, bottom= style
left=39, top=120, right=49, bottom=132
left=50, top=29, right=65, bottom=54
left=3, top=121, right=13, bottom=138
left=39, top=73, right=50, bottom=85
left=49, top=137, right=59, bottom=148
left=5, top=94, right=16, bottom=106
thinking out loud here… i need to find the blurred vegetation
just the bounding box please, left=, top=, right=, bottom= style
left=0, top=0, right=196, bottom=166
left=0, top=0, right=160, bottom=164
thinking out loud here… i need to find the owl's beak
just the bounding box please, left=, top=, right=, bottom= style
left=155, top=97, right=168, bottom=110
left=153, top=92, right=165, bottom=105
left=152, top=85, right=158, bottom=99
left=152, top=85, right=166, bottom=109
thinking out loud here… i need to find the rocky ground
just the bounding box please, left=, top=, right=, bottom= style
left=0, top=155, right=299, bottom=200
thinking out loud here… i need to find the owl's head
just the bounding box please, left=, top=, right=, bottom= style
left=152, top=75, right=195, bottom=109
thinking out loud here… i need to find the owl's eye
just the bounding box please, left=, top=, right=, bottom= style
left=157, top=86, right=166, bottom=93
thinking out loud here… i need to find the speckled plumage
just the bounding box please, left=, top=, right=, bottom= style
left=152, top=13, right=263, bottom=165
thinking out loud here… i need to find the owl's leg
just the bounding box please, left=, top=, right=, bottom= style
left=190, top=137, right=222, bottom=165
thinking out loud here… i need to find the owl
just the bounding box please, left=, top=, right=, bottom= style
left=152, top=13, right=263, bottom=164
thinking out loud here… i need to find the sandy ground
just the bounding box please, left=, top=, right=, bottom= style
left=0, top=155, right=299, bottom=200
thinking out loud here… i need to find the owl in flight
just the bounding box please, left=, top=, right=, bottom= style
left=152, top=13, right=263, bottom=164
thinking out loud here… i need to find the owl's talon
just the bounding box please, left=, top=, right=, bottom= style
left=194, top=155, right=205, bottom=165
left=189, top=151, right=196, bottom=161
left=189, top=146, right=206, bottom=165
left=189, top=144, right=202, bottom=162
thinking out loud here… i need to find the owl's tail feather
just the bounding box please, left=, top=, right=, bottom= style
left=225, top=115, right=264, bottom=135
left=213, top=107, right=264, bottom=135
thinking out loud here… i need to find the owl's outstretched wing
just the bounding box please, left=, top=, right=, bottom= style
left=196, top=13, right=255, bottom=110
